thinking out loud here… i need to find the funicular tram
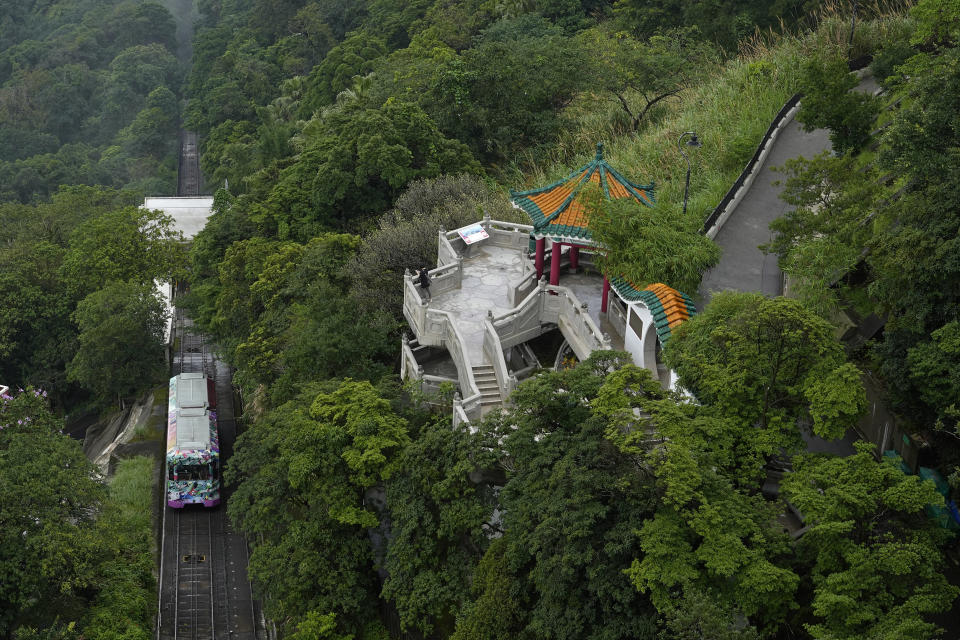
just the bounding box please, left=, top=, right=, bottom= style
left=166, top=373, right=220, bottom=508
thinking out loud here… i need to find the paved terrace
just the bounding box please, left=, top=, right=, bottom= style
left=428, top=243, right=617, bottom=363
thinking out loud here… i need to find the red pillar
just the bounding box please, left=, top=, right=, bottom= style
left=601, top=276, right=610, bottom=312
left=535, top=237, right=545, bottom=279
left=569, top=246, right=580, bottom=272
left=549, top=241, right=562, bottom=286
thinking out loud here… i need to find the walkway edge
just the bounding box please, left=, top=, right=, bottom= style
left=704, top=95, right=801, bottom=240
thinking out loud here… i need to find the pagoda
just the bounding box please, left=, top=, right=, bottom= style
left=510, top=141, right=655, bottom=312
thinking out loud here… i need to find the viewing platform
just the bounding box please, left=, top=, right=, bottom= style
left=401, top=144, right=696, bottom=426
left=401, top=216, right=616, bottom=426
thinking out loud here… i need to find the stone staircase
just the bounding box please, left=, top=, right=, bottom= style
left=472, top=364, right=503, bottom=416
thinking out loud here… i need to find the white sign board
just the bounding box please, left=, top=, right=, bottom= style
left=457, top=223, right=489, bottom=245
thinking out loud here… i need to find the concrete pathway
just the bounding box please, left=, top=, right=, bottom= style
left=697, top=76, right=882, bottom=458
left=432, top=244, right=525, bottom=362
left=697, top=119, right=830, bottom=306
left=697, top=76, right=880, bottom=307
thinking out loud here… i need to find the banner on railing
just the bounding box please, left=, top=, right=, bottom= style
left=457, top=223, right=489, bottom=245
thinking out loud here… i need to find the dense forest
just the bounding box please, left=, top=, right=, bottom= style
left=2, top=0, right=960, bottom=638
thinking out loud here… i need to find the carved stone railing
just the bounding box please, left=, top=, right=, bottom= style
left=452, top=395, right=472, bottom=429
left=484, top=216, right=533, bottom=251
left=403, top=263, right=462, bottom=326
left=436, top=311, right=482, bottom=421
left=442, top=216, right=534, bottom=258
left=401, top=338, right=457, bottom=391
left=544, top=284, right=611, bottom=359
left=429, top=259, right=463, bottom=296
left=438, top=229, right=460, bottom=266
left=400, top=335, right=420, bottom=381
left=402, top=272, right=482, bottom=420
left=508, top=258, right=537, bottom=306
left=483, top=316, right=518, bottom=401
left=492, top=284, right=550, bottom=351
left=403, top=273, right=428, bottom=337
left=492, top=279, right=610, bottom=361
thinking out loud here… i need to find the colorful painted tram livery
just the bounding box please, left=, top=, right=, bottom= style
left=166, top=373, right=220, bottom=508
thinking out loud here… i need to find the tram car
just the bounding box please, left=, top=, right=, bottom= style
left=166, top=373, right=220, bottom=508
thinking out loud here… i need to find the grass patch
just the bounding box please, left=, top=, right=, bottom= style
left=81, top=456, right=156, bottom=640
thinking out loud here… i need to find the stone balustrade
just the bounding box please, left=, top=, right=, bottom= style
left=491, top=279, right=609, bottom=361
left=402, top=270, right=482, bottom=420
left=544, top=284, right=611, bottom=360
left=483, top=315, right=518, bottom=401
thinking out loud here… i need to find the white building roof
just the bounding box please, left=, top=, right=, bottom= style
left=143, top=196, right=215, bottom=240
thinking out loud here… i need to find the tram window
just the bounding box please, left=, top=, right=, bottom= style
left=173, top=463, right=210, bottom=481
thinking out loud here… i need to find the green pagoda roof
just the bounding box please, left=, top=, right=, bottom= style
left=609, top=279, right=696, bottom=344
left=510, top=143, right=655, bottom=245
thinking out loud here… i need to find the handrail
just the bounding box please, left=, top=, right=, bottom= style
left=430, top=261, right=459, bottom=276
left=402, top=272, right=478, bottom=395
left=547, top=284, right=611, bottom=359
left=434, top=307, right=481, bottom=402
left=508, top=259, right=537, bottom=306
left=429, top=259, right=463, bottom=295
left=492, top=280, right=609, bottom=360
left=483, top=318, right=517, bottom=401
left=400, top=335, right=420, bottom=381
left=445, top=219, right=534, bottom=253
left=402, top=274, right=427, bottom=335
left=452, top=396, right=472, bottom=429
left=486, top=219, right=533, bottom=234
left=438, top=229, right=460, bottom=266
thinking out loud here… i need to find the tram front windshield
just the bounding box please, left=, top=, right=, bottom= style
left=170, top=461, right=218, bottom=481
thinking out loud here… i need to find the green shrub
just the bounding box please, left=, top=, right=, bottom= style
left=81, top=456, right=156, bottom=640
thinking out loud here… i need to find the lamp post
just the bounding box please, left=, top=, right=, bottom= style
left=678, top=131, right=702, bottom=216
left=849, top=0, right=858, bottom=49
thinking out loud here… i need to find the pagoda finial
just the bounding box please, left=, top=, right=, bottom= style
left=595, top=142, right=604, bottom=161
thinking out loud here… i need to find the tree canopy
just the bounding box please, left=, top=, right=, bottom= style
left=665, top=292, right=867, bottom=475
left=783, top=443, right=959, bottom=639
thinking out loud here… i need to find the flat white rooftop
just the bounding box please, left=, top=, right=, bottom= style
left=143, top=196, right=214, bottom=240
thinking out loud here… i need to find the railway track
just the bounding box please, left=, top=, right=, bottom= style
left=158, top=309, right=261, bottom=640
left=178, top=131, right=201, bottom=197
left=174, top=508, right=214, bottom=636
left=157, top=125, right=262, bottom=640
